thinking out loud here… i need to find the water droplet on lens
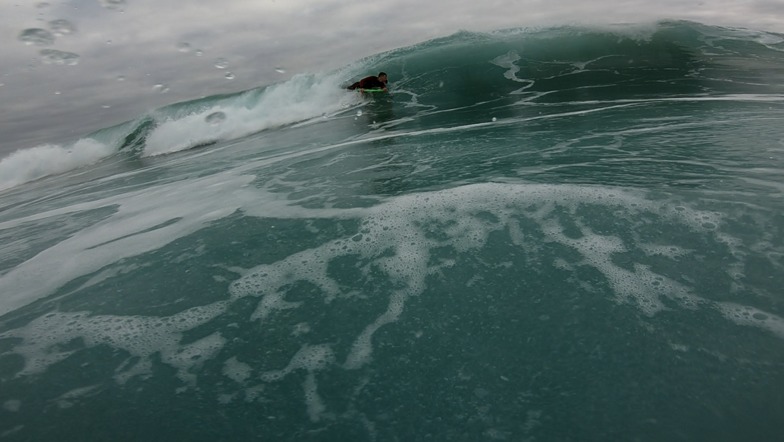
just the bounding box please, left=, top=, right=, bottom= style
left=153, top=84, right=169, bottom=93
left=224, top=72, right=235, bottom=80
left=19, top=28, right=55, bottom=46
left=214, top=58, right=229, bottom=69
left=100, top=0, right=125, bottom=9
left=205, top=111, right=226, bottom=125
left=49, top=19, right=77, bottom=36
left=176, top=42, right=191, bottom=53
left=39, top=49, right=80, bottom=65
left=195, top=49, right=204, bottom=57
left=116, top=75, right=126, bottom=81
left=275, top=67, right=286, bottom=74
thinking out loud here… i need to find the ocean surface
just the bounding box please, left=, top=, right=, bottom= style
left=1, top=20, right=784, bottom=441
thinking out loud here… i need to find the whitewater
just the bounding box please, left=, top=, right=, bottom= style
left=1, top=21, right=783, bottom=441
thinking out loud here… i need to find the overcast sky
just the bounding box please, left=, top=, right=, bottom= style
left=1, top=0, right=783, bottom=156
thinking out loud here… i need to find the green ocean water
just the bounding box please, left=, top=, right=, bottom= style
left=1, top=21, right=784, bottom=441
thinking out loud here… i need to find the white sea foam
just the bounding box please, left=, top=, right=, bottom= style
left=53, top=385, right=102, bottom=409
left=143, top=72, right=361, bottom=156
left=3, top=181, right=779, bottom=413
left=226, top=181, right=770, bottom=374
left=2, top=400, right=21, bottom=412
left=257, top=344, right=334, bottom=421
left=260, top=344, right=335, bottom=382
left=0, top=172, right=256, bottom=317
left=0, top=71, right=363, bottom=192
left=303, top=371, right=327, bottom=422
left=0, top=139, right=114, bottom=192
left=223, top=356, right=253, bottom=383
left=715, top=302, right=784, bottom=339
left=1, top=302, right=228, bottom=383
left=639, top=243, right=692, bottom=259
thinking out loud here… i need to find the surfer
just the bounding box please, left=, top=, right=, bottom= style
left=347, top=72, right=388, bottom=91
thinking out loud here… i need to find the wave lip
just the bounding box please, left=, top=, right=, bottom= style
left=0, top=70, right=361, bottom=192
left=142, top=72, right=359, bottom=157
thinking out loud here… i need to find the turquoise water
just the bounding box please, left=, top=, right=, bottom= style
left=1, top=21, right=784, bottom=441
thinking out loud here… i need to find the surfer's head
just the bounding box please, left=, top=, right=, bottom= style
left=378, top=72, right=388, bottom=84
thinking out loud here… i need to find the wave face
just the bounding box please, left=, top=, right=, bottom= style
left=2, top=20, right=783, bottom=191
left=1, top=21, right=784, bottom=441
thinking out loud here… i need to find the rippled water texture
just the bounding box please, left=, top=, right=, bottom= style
left=1, top=21, right=783, bottom=441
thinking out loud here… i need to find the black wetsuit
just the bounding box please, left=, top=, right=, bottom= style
left=347, top=76, right=387, bottom=90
